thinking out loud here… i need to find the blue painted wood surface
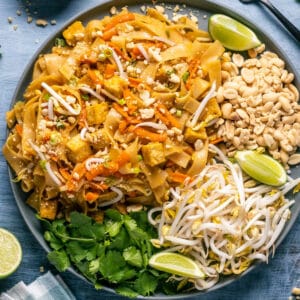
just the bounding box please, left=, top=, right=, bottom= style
left=0, top=0, right=299, bottom=299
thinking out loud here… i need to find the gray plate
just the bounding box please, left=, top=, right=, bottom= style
left=7, top=0, right=300, bottom=299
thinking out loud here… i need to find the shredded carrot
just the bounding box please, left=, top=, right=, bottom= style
left=210, top=137, right=223, bottom=145
left=102, top=27, right=118, bottom=41
left=104, top=63, right=117, bottom=79
left=112, top=103, right=139, bottom=124
left=123, top=89, right=138, bottom=114
left=133, top=127, right=167, bottom=142
left=156, top=103, right=181, bottom=129
left=186, top=58, right=201, bottom=89
left=168, top=171, right=189, bottom=184
left=108, top=42, right=130, bottom=61
left=89, top=182, right=109, bottom=191
left=84, top=191, right=99, bottom=203
left=127, top=77, right=149, bottom=89
left=66, top=163, right=87, bottom=191
left=85, top=165, right=104, bottom=181
left=118, top=120, right=128, bottom=133
left=88, top=69, right=103, bottom=85
left=59, top=168, right=72, bottom=181
left=78, top=100, right=87, bottom=129
left=15, top=124, right=23, bottom=136
left=103, top=13, right=135, bottom=32
left=115, top=151, right=131, bottom=167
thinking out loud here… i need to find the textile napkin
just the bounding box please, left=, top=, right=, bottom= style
left=0, top=271, right=76, bottom=300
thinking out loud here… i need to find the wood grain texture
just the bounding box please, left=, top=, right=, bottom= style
left=0, top=0, right=299, bottom=299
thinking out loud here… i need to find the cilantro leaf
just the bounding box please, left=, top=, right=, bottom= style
left=47, top=250, right=70, bottom=272
left=105, top=219, right=123, bottom=237
left=99, top=250, right=136, bottom=283
left=105, top=209, right=123, bottom=221
left=116, top=286, right=138, bottom=298
left=123, top=246, right=143, bottom=268
left=108, top=227, right=131, bottom=250
left=70, top=211, right=91, bottom=228
left=134, top=272, right=158, bottom=296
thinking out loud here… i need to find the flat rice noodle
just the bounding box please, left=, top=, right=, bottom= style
left=127, top=194, right=155, bottom=205
left=153, top=183, right=169, bottom=204
left=22, top=101, right=38, bottom=158
left=200, top=97, right=222, bottom=123
left=187, top=140, right=208, bottom=176
left=191, top=78, right=210, bottom=99
left=191, top=41, right=211, bottom=58
left=160, top=43, right=193, bottom=61
left=85, top=19, right=104, bottom=41
left=146, top=7, right=170, bottom=24
left=122, top=31, right=152, bottom=42
left=206, top=59, right=222, bottom=88
left=167, top=28, right=189, bottom=44
left=168, top=151, right=191, bottom=168
left=152, top=92, right=176, bottom=107
left=140, top=63, right=157, bottom=81
left=132, top=15, right=168, bottom=37
left=24, top=74, right=64, bottom=100
left=59, top=42, right=89, bottom=80
left=43, top=54, right=67, bottom=76
left=148, top=168, right=168, bottom=189
left=183, top=96, right=200, bottom=113
left=200, top=40, right=225, bottom=68
left=2, top=135, right=29, bottom=174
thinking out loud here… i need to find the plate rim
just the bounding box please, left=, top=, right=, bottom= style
left=6, top=0, right=300, bottom=299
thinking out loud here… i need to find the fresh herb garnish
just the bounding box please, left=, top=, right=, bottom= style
left=40, top=210, right=182, bottom=296
left=182, top=71, right=190, bottom=83
left=55, top=37, right=66, bottom=47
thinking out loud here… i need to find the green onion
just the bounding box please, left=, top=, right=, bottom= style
left=176, top=109, right=182, bottom=117
left=43, top=93, right=51, bottom=101
left=55, top=38, right=66, bottom=47
left=118, top=98, right=126, bottom=106
left=56, top=121, right=65, bottom=129
left=39, top=160, right=47, bottom=170
left=81, top=94, right=90, bottom=101
left=182, top=71, right=190, bottom=83
left=137, top=154, right=143, bottom=161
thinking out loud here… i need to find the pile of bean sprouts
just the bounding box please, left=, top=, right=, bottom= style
left=148, top=144, right=300, bottom=290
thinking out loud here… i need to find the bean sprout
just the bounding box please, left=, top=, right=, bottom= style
left=149, top=143, right=298, bottom=290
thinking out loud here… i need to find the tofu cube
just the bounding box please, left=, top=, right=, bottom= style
left=86, top=102, right=109, bottom=125
left=142, top=142, right=166, bottom=167
left=66, top=134, right=92, bottom=163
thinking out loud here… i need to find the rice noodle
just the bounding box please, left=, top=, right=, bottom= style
left=149, top=143, right=298, bottom=290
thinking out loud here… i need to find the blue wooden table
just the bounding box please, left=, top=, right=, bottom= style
left=0, top=0, right=299, bottom=299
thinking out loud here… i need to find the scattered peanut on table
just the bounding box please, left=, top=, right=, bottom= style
left=215, top=44, right=300, bottom=167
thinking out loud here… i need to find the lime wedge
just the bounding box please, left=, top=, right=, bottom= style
left=0, top=228, right=22, bottom=279
left=234, top=150, right=287, bottom=186
left=208, top=14, right=261, bottom=51
left=149, top=252, right=205, bottom=279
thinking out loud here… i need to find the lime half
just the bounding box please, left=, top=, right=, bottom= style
left=0, top=228, right=22, bottom=279
left=149, top=252, right=205, bottom=279
left=208, top=14, right=261, bottom=51
left=235, top=150, right=287, bottom=186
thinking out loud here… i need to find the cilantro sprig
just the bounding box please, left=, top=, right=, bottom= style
left=40, top=209, right=183, bottom=297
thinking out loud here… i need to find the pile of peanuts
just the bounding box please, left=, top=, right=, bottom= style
left=215, top=44, right=300, bottom=167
